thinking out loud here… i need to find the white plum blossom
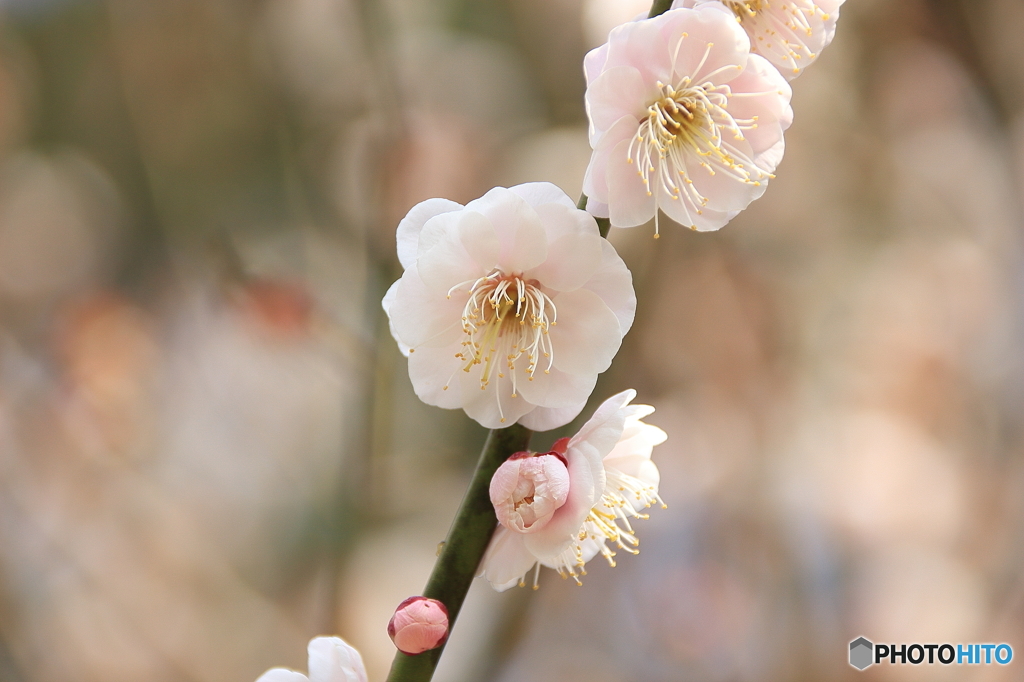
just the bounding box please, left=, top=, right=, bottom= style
left=583, top=3, right=793, bottom=232
left=383, top=183, right=635, bottom=430
left=256, top=636, right=368, bottom=682
left=672, top=0, right=845, bottom=79
left=479, top=389, right=666, bottom=591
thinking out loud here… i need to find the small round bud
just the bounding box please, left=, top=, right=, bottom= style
left=387, top=596, right=449, bottom=655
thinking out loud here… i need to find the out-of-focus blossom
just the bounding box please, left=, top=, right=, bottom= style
left=256, top=636, right=368, bottom=682
left=383, top=183, right=635, bottom=430
left=583, top=4, right=793, bottom=232
left=387, top=596, right=449, bottom=655
left=479, top=389, right=666, bottom=591
left=672, top=0, right=845, bottom=79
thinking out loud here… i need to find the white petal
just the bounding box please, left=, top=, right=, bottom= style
left=526, top=232, right=603, bottom=293
left=458, top=370, right=535, bottom=429
left=256, top=669, right=309, bottom=682
left=518, top=400, right=588, bottom=431
left=416, top=215, right=487, bottom=293
left=508, top=182, right=576, bottom=209
left=396, top=198, right=463, bottom=270
left=532, top=203, right=599, bottom=243
left=407, top=343, right=468, bottom=409
left=382, top=279, right=411, bottom=357
left=570, top=389, right=635, bottom=460
left=308, top=637, right=368, bottom=682
left=479, top=527, right=537, bottom=591
left=466, top=188, right=549, bottom=273
left=548, top=288, right=623, bottom=375
left=580, top=240, right=636, bottom=336
left=389, top=268, right=465, bottom=349
left=515, top=365, right=598, bottom=410
left=586, top=66, right=650, bottom=139
left=606, top=138, right=656, bottom=228
left=669, top=5, right=749, bottom=84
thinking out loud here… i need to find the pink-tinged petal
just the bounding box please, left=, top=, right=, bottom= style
left=508, top=182, right=576, bottom=209
left=570, top=389, right=635, bottom=460
left=396, top=198, right=463, bottom=270
left=726, top=54, right=793, bottom=130
left=604, top=13, right=672, bottom=84
left=256, top=670, right=309, bottom=682
left=525, top=233, right=603, bottom=293
left=523, top=446, right=598, bottom=559
left=532, top=203, right=600, bottom=243
left=515, top=365, right=598, bottom=410
left=388, top=598, right=449, bottom=655
left=583, top=43, right=610, bottom=85
left=389, top=269, right=465, bottom=349
left=479, top=527, right=537, bottom=592
left=407, top=343, right=466, bottom=409
left=491, top=454, right=570, bottom=532
left=548, top=288, right=623, bottom=375
left=669, top=5, right=749, bottom=84
left=518, top=400, right=588, bottom=431
left=586, top=66, right=650, bottom=137
left=458, top=211, right=500, bottom=272
left=586, top=115, right=639, bottom=195
left=581, top=240, right=636, bottom=335
left=606, top=138, right=656, bottom=227
left=308, top=637, right=368, bottom=682
left=467, top=188, right=549, bottom=273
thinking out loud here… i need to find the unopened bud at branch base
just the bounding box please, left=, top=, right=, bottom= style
left=388, top=596, right=450, bottom=655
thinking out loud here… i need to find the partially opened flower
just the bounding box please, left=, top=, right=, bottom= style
left=383, top=183, right=635, bottom=430
left=256, top=636, right=368, bottom=682
left=583, top=3, right=793, bottom=232
left=673, top=0, right=845, bottom=79
left=479, top=389, right=666, bottom=591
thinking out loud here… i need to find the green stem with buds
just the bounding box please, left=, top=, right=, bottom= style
left=384, top=424, right=532, bottom=682
left=385, top=0, right=673, bottom=678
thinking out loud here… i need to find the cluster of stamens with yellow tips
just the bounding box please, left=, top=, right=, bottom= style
left=723, top=0, right=833, bottom=76
left=541, top=468, right=667, bottom=587
left=627, top=38, right=773, bottom=233
left=444, top=270, right=557, bottom=422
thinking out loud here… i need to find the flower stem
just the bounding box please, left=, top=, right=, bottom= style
left=577, top=193, right=611, bottom=238
left=384, top=424, right=533, bottom=682
left=647, top=0, right=673, bottom=18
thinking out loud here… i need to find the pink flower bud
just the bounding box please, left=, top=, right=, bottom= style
left=490, top=446, right=570, bottom=534
left=388, top=596, right=449, bottom=655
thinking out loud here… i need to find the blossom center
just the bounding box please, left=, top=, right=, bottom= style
left=628, top=72, right=769, bottom=231
left=722, top=0, right=764, bottom=20
left=449, top=270, right=557, bottom=406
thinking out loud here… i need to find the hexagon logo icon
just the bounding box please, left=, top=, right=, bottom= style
left=849, top=637, right=874, bottom=670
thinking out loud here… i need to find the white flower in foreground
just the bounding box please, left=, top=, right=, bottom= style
left=383, top=183, right=635, bottom=430
left=583, top=3, right=793, bottom=232
left=479, top=389, right=666, bottom=591
left=256, top=636, right=367, bottom=682
left=673, top=0, right=845, bottom=79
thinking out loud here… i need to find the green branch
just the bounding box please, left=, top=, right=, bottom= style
left=384, top=424, right=533, bottom=682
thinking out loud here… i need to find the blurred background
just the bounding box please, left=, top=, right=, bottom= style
left=0, top=0, right=1022, bottom=680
